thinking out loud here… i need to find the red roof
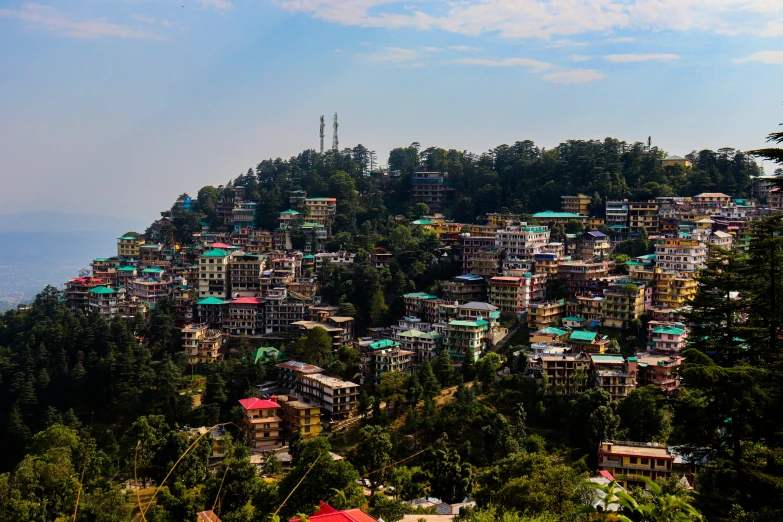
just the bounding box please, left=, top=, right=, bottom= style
left=238, top=398, right=280, bottom=410
left=211, top=242, right=231, bottom=248
left=288, top=504, right=377, bottom=522
left=599, top=470, right=615, bottom=481
left=231, top=297, right=261, bottom=304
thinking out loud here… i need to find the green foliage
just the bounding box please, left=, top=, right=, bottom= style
left=368, top=492, right=408, bottom=522
left=617, top=386, right=671, bottom=443
left=355, top=425, right=394, bottom=485
left=568, top=388, right=619, bottom=454
left=429, top=442, right=473, bottom=503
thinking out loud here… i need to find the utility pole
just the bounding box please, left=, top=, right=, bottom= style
left=319, top=115, right=325, bottom=153
left=332, top=112, right=339, bottom=151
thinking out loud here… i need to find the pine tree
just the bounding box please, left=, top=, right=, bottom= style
left=418, top=361, right=441, bottom=400
left=461, top=352, right=476, bottom=382
left=432, top=348, right=454, bottom=387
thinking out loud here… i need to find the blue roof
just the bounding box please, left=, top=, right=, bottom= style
left=455, top=274, right=484, bottom=281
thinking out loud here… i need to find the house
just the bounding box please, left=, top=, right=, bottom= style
left=297, top=373, right=360, bottom=423
left=561, top=194, right=591, bottom=216
left=118, top=235, right=144, bottom=258
left=531, top=211, right=588, bottom=226
left=590, top=355, right=637, bottom=400
left=530, top=352, right=590, bottom=395
left=183, top=324, right=226, bottom=364
left=88, top=286, right=120, bottom=317
left=291, top=320, right=352, bottom=351
left=563, top=316, right=588, bottom=329
left=598, top=441, right=686, bottom=488
left=661, top=155, right=691, bottom=168
left=567, top=330, right=610, bottom=354
left=239, top=397, right=283, bottom=451
left=277, top=360, right=323, bottom=391
left=530, top=327, right=569, bottom=344
left=277, top=395, right=322, bottom=438
left=369, top=247, right=393, bottom=269
left=580, top=231, right=611, bottom=259
left=527, top=300, right=566, bottom=329
left=649, top=325, right=687, bottom=354
left=636, top=353, right=683, bottom=394
left=199, top=248, right=231, bottom=299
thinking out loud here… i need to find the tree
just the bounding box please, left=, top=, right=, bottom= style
left=462, top=353, right=476, bottom=382
left=617, top=386, right=671, bottom=442
left=430, top=444, right=473, bottom=504
left=418, top=361, right=441, bottom=400
left=356, top=426, right=394, bottom=486
left=476, top=353, right=502, bottom=386
left=337, top=302, right=357, bottom=317
left=368, top=288, right=388, bottom=326
left=368, top=493, right=408, bottom=522
left=568, top=388, right=619, bottom=453
left=378, top=371, right=407, bottom=414
left=432, top=349, right=454, bottom=387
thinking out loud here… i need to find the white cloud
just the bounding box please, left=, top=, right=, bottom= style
left=571, top=54, right=591, bottom=62
left=543, top=68, right=606, bottom=84
left=734, top=50, right=783, bottom=65
left=361, top=46, right=419, bottom=62
left=452, top=57, right=553, bottom=72
left=449, top=45, right=480, bottom=51
left=194, top=0, right=233, bottom=11
left=604, top=53, right=679, bottom=62
left=547, top=39, right=589, bottom=48
left=423, top=46, right=444, bottom=52
left=272, top=0, right=783, bottom=39
left=607, top=36, right=635, bottom=42
left=0, top=3, right=157, bottom=39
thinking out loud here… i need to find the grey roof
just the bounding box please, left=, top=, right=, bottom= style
left=459, top=301, right=498, bottom=311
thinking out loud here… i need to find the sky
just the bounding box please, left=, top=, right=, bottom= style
left=2, top=0, right=783, bottom=223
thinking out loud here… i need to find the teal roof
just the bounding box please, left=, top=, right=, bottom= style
left=563, top=316, right=586, bottom=322
left=570, top=330, right=598, bottom=342
left=450, top=319, right=488, bottom=327
left=197, top=297, right=226, bottom=305
left=201, top=248, right=229, bottom=258
left=142, top=267, right=164, bottom=273
left=489, top=310, right=501, bottom=320
left=251, top=347, right=282, bottom=364
left=93, top=258, right=108, bottom=262
left=532, top=211, right=584, bottom=218
left=590, top=355, right=626, bottom=364
left=404, top=292, right=437, bottom=300
left=280, top=209, right=300, bottom=215
left=653, top=326, right=686, bottom=335
left=537, top=327, right=567, bottom=336
left=608, top=225, right=627, bottom=229
left=412, top=219, right=433, bottom=225
left=118, top=235, right=138, bottom=240
left=303, top=254, right=315, bottom=259
left=369, top=339, right=400, bottom=350
left=306, top=197, right=335, bottom=201
left=398, top=330, right=441, bottom=340
left=118, top=266, right=137, bottom=271
left=89, top=286, right=116, bottom=295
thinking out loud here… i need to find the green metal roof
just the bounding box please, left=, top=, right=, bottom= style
left=93, top=258, right=108, bottom=262
left=303, top=254, right=315, bottom=259
left=563, top=316, right=586, bottom=322
left=88, top=286, right=116, bottom=294
left=369, top=339, right=400, bottom=350
left=532, top=211, right=584, bottom=218
left=280, top=209, right=300, bottom=214
left=142, top=267, right=164, bottom=273
left=590, top=355, right=625, bottom=364
left=306, top=197, right=335, bottom=201
left=118, top=235, right=138, bottom=240
left=404, top=292, right=437, bottom=300
left=653, top=326, right=686, bottom=335
left=118, top=266, right=137, bottom=271
left=201, top=248, right=229, bottom=258
left=412, top=219, right=433, bottom=225
left=569, top=330, right=598, bottom=341
left=450, top=319, right=488, bottom=327
left=537, top=327, right=567, bottom=336
left=196, top=297, right=226, bottom=305
left=251, top=347, right=282, bottom=364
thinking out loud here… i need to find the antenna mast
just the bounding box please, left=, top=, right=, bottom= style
left=332, top=112, right=339, bottom=151
left=319, top=115, right=325, bottom=153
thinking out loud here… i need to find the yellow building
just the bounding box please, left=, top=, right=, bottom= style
left=527, top=300, right=566, bottom=329
left=486, top=213, right=521, bottom=227
left=602, top=283, right=645, bottom=328
left=661, top=155, right=691, bottom=168
left=279, top=396, right=322, bottom=438
left=561, top=194, right=591, bottom=216
left=598, top=441, right=680, bottom=488
left=587, top=217, right=605, bottom=231
left=117, top=235, right=144, bottom=258
left=182, top=324, right=226, bottom=364
left=628, top=201, right=659, bottom=234
left=653, top=269, right=697, bottom=309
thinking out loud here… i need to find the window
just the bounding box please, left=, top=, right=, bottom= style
left=641, top=458, right=649, bottom=465
left=263, top=432, right=270, bottom=437
left=304, top=426, right=310, bottom=433
left=657, top=459, right=665, bottom=466
left=630, top=457, right=638, bottom=464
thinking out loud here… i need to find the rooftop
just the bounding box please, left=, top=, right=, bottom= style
left=202, top=248, right=229, bottom=258
left=570, top=330, right=598, bottom=342
left=532, top=211, right=584, bottom=218
left=196, top=297, right=226, bottom=305
left=88, top=286, right=116, bottom=295
left=238, top=398, right=280, bottom=410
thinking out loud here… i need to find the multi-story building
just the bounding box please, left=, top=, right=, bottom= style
left=118, top=235, right=144, bottom=258
left=173, top=284, right=194, bottom=324
left=277, top=360, right=324, bottom=391
left=649, top=324, right=687, bottom=354
left=661, top=155, right=691, bottom=168
left=652, top=269, right=697, bottom=309
left=359, top=340, right=414, bottom=387
left=769, top=187, right=783, bottom=210
left=88, top=286, right=120, bottom=317
left=442, top=318, right=489, bottom=361
left=598, top=441, right=679, bottom=487
left=411, top=169, right=445, bottom=211
left=196, top=296, right=225, bottom=328
left=531, top=211, right=588, bottom=227
left=395, top=329, right=442, bottom=365
left=531, top=352, right=590, bottom=395
left=561, top=194, right=591, bottom=216
left=314, top=251, right=355, bottom=271
left=297, top=373, right=360, bottom=423
left=654, top=238, right=707, bottom=273
left=229, top=252, right=265, bottom=297
left=403, top=292, right=439, bottom=319
left=567, top=295, right=604, bottom=324
left=692, top=192, right=731, bottom=214
left=494, top=224, right=550, bottom=263
left=489, top=275, right=532, bottom=315
left=591, top=355, right=637, bottom=400
left=605, top=201, right=629, bottom=239
left=183, top=324, right=226, bottom=364
left=117, top=266, right=138, bottom=287
left=527, top=300, right=566, bottom=329
left=628, top=201, right=659, bottom=235
left=533, top=251, right=563, bottom=278
left=239, top=397, right=283, bottom=451
left=199, top=248, right=231, bottom=299
left=128, top=276, right=172, bottom=305
left=460, top=235, right=495, bottom=273
left=579, top=231, right=611, bottom=259
left=635, top=353, right=683, bottom=394
left=264, top=287, right=310, bottom=333
left=232, top=202, right=257, bottom=232
left=278, top=396, right=322, bottom=438
left=291, top=319, right=352, bottom=351
left=223, top=297, right=263, bottom=336
left=304, top=197, right=337, bottom=233
left=567, top=330, right=610, bottom=354
left=557, top=259, right=612, bottom=298
left=463, top=248, right=502, bottom=277
left=442, top=274, right=487, bottom=304
left=139, top=243, right=164, bottom=267
left=602, top=282, right=646, bottom=328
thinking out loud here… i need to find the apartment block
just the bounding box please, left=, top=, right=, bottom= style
left=395, top=329, right=442, bottom=365
left=359, top=339, right=414, bottom=387
left=531, top=352, right=590, bottom=395
left=463, top=248, right=502, bottom=277
left=579, top=231, right=611, bottom=259
left=88, top=286, right=120, bottom=317
left=239, top=397, right=283, bottom=451
left=118, top=235, right=144, bottom=258
left=277, top=360, right=324, bottom=391
left=304, top=197, right=337, bottom=233
left=598, top=441, right=678, bottom=487
left=561, top=194, right=591, bottom=216
left=605, top=201, right=629, bottom=239
left=652, top=269, right=697, bottom=309
left=527, top=300, right=566, bottom=329
left=692, top=192, right=731, bottom=214
left=264, top=287, right=310, bottom=333
left=602, top=281, right=646, bottom=328
left=494, top=224, right=550, bottom=263
left=591, top=355, right=637, bottom=400
left=229, top=252, right=265, bottom=297
left=278, top=396, right=322, bottom=438
left=65, top=277, right=110, bottom=312
left=183, top=324, right=226, bottom=364
left=636, top=353, right=683, bottom=394
left=297, top=373, right=360, bottom=423
left=442, top=274, right=487, bottom=304
left=489, top=275, right=531, bottom=314
left=223, top=297, right=263, bottom=336
left=628, top=201, right=659, bottom=235
left=196, top=296, right=225, bottom=328
left=411, top=169, right=445, bottom=211
left=654, top=238, right=707, bottom=273
left=232, top=202, right=257, bottom=232
left=199, top=248, right=231, bottom=299
left=442, top=318, right=489, bottom=361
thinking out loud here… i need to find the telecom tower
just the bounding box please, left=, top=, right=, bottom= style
left=319, top=115, right=325, bottom=153
left=332, top=113, right=339, bottom=151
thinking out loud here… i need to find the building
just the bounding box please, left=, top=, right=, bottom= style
left=628, top=201, right=660, bottom=235
left=183, top=324, right=226, bottom=364
left=494, top=224, right=550, bottom=263
left=532, top=211, right=587, bottom=226
left=598, top=441, right=683, bottom=487
left=64, top=277, right=108, bottom=312
left=580, top=231, right=611, bottom=259
left=229, top=252, right=265, bottom=297
left=769, top=187, right=783, bottom=210
left=568, top=295, right=604, bottom=324
left=661, top=155, right=691, bottom=168
left=199, top=248, right=231, bottom=299
left=223, top=297, right=263, bottom=336
left=602, top=281, right=646, bottom=329
left=636, top=353, right=683, bottom=394
left=463, top=248, right=502, bottom=277
left=359, top=339, right=414, bottom=387
left=232, top=202, right=257, bottom=232
left=291, top=320, right=352, bottom=351
left=442, top=274, right=487, bottom=304
left=652, top=269, right=697, bottom=309
left=649, top=325, right=687, bottom=354
left=264, top=287, right=310, bottom=333
left=304, top=197, right=337, bottom=233
left=557, top=259, right=612, bottom=298
left=297, top=373, right=360, bottom=423
left=278, top=396, right=322, bottom=438
left=561, top=194, right=591, bottom=216
left=395, top=329, right=442, bottom=364
left=118, top=235, right=143, bottom=258
left=567, top=330, right=610, bottom=354
left=527, top=300, right=566, bottom=329
left=489, top=275, right=532, bottom=315
left=277, top=360, right=323, bottom=391
left=411, top=169, right=445, bottom=211
left=693, top=193, right=731, bottom=214
left=605, top=201, right=629, bottom=239
left=289, top=502, right=379, bottom=522
left=442, top=318, right=489, bottom=361
left=239, top=397, right=283, bottom=451
left=88, top=286, right=120, bottom=317
left=591, top=355, right=637, bottom=400
left=369, top=247, right=393, bottom=269
left=128, top=275, right=172, bottom=305
left=531, top=352, right=590, bottom=395
left=654, top=238, right=707, bottom=273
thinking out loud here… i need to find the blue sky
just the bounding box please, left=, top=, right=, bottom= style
left=2, top=0, right=783, bottom=223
